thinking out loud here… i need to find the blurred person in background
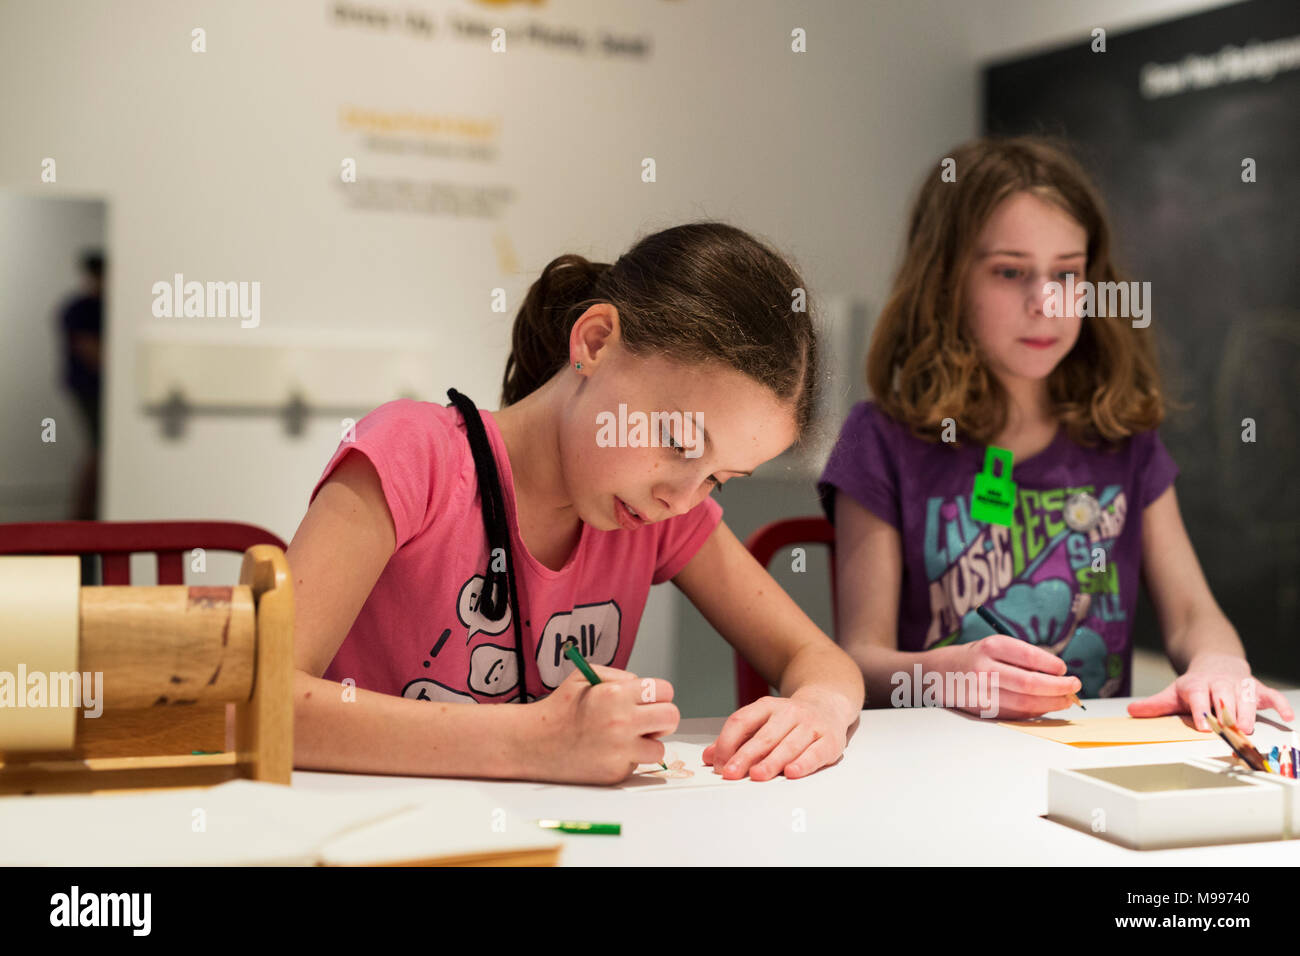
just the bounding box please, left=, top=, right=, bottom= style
left=57, top=249, right=104, bottom=522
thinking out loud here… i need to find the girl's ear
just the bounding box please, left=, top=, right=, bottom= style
left=570, top=303, right=621, bottom=368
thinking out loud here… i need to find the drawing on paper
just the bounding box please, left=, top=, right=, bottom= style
left=643, top=758, right=693, bottom=779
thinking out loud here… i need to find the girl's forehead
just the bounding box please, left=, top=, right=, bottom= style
left=980, top=191, right=1086, bottom=243
left=605, top=358, right=796, bottom=430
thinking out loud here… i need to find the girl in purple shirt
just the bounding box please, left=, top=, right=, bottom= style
left=820, top=136, right=1292, bottom=732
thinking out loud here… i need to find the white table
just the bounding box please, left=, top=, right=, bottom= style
left=293, top=692, right=1300, bottom=865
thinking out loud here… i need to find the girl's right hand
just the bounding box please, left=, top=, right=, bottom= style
left=525, top=665, right=679, bottom=784
left=940, top=635, right=1082, bottom=719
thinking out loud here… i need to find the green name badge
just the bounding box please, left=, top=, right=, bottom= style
left=970, top=446, right=1016, bottom=526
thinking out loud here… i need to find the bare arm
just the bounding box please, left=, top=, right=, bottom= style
left=834, top=489, right=947, bottom=705
left=287, top=450, right=535, bottom=778
left=1128, top=485, right=1294, bottom=732
left=1140, top=485, right=1243, bottom=671
left=671, top=519, right=862, bottom=724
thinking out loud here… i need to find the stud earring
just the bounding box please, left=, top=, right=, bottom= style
left=575, top=362, right=583, bottom=371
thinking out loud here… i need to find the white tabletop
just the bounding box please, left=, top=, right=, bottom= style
left=292, top=692, right=1300, bottom=865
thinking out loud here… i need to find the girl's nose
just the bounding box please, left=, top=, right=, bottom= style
left=1028, top=274, right=1055, bottom=317
left=654, top=479, right=701, bottom=518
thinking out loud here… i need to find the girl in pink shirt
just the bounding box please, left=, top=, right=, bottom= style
left=289, top=222, right=864, bottom=785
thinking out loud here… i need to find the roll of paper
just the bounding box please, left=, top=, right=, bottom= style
left=0, top=556, right=81, bottom=751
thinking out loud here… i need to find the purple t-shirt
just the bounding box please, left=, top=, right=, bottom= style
left=818, top=401, right=1179, bottom=698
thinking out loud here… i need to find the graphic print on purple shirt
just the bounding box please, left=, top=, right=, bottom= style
left=920, top=482, right=1128, bottom=696
left=818, top=402, right=1178, bottom=699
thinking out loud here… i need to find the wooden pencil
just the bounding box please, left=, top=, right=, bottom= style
left=1205, top=712, right=1268, bottom=772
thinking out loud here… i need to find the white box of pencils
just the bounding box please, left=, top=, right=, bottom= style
left=1188, top=755, right=1300, bottom=839
left=1047, top=761, right=1287, bottom=850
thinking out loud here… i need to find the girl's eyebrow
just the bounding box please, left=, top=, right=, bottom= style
left=977, top=249, right=1087, bottom=260
left=700, top=427, right=753, bottom=478
left=671, top=408, right=752, bottom=477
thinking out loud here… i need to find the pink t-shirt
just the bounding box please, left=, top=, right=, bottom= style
left=308, top=398, right=723, bottom=704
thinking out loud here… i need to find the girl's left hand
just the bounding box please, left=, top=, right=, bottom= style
left=703, top=688, right=851, bottom=781
left=1128, top=652, right=1295, bottom=734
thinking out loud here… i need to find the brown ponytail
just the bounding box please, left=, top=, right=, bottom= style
left=501, top=254, right=611, bottom=407
left=500, top=222, right=820, bottom=439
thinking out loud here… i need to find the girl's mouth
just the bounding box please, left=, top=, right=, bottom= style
left=615, top=496, right=646, bottom=530
left=1019, top=337, right=1058, bottom=350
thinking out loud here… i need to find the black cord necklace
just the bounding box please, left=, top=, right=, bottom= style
left=447, top=388, right=529, bottom=703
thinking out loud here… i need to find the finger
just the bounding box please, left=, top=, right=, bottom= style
left=718, top=711, right=798, bottom=779
left=1127, top=682, right=1182, bottom=718
left=965, top=687, right=1076, bottom=719
left=629, top=676, right=674, bottom=705
left=1235, top=679, right=1259, bottom=736
left=710, top=699, right=777, bottom=769
left=784, top=735, right=838, bottom=779
left=1184, top=685, right=1214, bottom=732
left=587, top=665, right=637, bottom=683
left=632, top=736, right=668, bottom=767
left=1210, top=683, right=1238, bottom=729
left=1209, top=682, right=1235, bottom=722
left=979, top=663, right=1081, bottom=698
left=631, top=701, right=680, bottom=739
left=1256, top=683, right=1296, bottom=722
left=748, top=725, right=817, bottom=782
left=981, top=635, right=1068, bottom=675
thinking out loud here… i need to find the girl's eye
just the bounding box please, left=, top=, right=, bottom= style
left=997, top=267, right=1023, bottom=280
left=661, top=419, right=719, bottom=489
left=1057, top=271, right=1076, bottom=281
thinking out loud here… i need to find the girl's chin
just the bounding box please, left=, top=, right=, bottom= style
left=573, top=501, right=620, bottom=532
left=997, top=358, right=1061, bottom=381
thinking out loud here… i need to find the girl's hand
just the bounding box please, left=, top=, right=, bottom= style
left=526, top=665, right=679, bottom=785
left=943, top=636, right=1081, bottom=719
left=703, top=687, right=852, bottom=781
left=1128, top=652, right=1295, bottom=734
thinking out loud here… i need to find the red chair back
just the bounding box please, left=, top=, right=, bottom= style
left=738, top=517, right=837, bottom=708
left=0, top=521, right=287, bottom=584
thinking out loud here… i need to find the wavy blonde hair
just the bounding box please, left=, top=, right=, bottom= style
left=867, top=135, right=1164, bottom=446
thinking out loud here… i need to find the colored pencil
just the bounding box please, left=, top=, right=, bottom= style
left=1205, top=712, right=1268, bottom=772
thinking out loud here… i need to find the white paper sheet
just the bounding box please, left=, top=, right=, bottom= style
left=0, top=779, right=423, bottom=866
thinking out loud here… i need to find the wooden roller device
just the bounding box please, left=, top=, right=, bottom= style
left=0, top=545, right=293, bottom=795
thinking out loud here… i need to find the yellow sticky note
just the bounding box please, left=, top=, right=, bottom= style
left=998, top=715, right=1207, bottom=747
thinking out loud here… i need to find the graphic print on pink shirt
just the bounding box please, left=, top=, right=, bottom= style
left=308, top=398, right=722, bottom=705
left=403, top=589, right=622, bottom=703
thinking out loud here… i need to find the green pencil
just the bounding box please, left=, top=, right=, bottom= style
left=535, top=819, right=621, bottom=835
left=562, top=639, right=668, bottom=770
